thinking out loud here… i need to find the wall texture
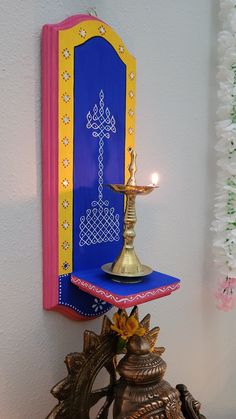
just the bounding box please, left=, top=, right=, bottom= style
left=0, top=0, right=235, bottom=418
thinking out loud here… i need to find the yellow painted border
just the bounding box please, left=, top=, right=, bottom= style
left=58, top=19, right=136, bottom=275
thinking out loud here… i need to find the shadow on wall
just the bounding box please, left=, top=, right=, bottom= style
left=0, top=198, right=112, bottom=417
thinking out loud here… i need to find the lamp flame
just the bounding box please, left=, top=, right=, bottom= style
left=151, top=172, right=159, bottom=186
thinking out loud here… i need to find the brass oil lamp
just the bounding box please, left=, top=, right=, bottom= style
left=102, top=148, right=158, bottom=282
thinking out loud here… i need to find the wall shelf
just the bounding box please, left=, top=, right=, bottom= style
left=71, top=269, right=180, bottom=309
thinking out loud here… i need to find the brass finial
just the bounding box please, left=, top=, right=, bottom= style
left=127, top=147, right=137, bottom=186
left=117, top=335, right=166, bottom=384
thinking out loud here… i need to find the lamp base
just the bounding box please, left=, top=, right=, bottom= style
left=101, top=262, right=152, bottom=283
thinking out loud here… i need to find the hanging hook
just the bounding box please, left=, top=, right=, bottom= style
left=88, top=7, right=97, bottom=17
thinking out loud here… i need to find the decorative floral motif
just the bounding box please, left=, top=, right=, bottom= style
left=128, top=109, right=134, bottom=117
left=62, top=71, right=70, bottom=81
left=129, top=90, right=134, bottom=98
left=62, top=241, right=70, bottom=250
left=62, top=158, right=70, bottom=168
left=62, top=220, right=69, bottom=230
left=92, top=298, right=106, bottom=313
left=62, top=114, right=70, bottom=124
left=129, top=72, right=135, bottom=80
left=62, top=137, right=70, bottom=146
left=79, top=28, right=86, bottom=38
left=62, top=200, right=69, bottom=208
left=62, top=179, right=69, bottom=188
left=212, top=0, right=236, bottom=310
left=62, top=261, right=70, bottom=270
left=62, top=93, right=70, bottom=103
left=62, top=48, right=70, bottom=59
left=128, top=127, right=133, bottom=135
left=119, top=45, right=124, bottom=53
left=98, top=25, right=106, bottom=35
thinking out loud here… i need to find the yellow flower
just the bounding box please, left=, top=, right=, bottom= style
left=111, top=312, right=146, bottom=341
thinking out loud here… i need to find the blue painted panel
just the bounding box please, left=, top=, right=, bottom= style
left=59, top=274, right=112, bottom=317
left=60, top=37, right=126, bottom=317
left=73, top=37, right=126, bottom=272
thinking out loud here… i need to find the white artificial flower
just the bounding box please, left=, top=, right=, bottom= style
left=218, top=31, right=235, bottom=53
left=214, top=202, right=227, bottom=209
left=215, top=139, right=228, bottom=152
left=226, top=162, right=236, bottom=174
left=216, top=119, right=232, bottom=137
left=217, top=66, right=234, bottom=83
left=229, top=9, right=236, bottom=31
left=228, top=259, right=236, bottom=268
left=213, top=0, right=236, bottom=310
left=216, top=143, right=228, bottom=154
left=217, top=104, right=234, bottom=119
left=224, top=185, right=236, bottom=193
left=220, top=0, right=236, bottom=10
left=225, top=122, right=236, bottom=133
left=223, top=47, right=236, bottom=67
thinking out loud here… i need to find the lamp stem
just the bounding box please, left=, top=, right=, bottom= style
left=123, top=195, right=136, bottom=249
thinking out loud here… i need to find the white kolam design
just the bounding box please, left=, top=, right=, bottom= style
left=79, top=90, right=120, bottom=246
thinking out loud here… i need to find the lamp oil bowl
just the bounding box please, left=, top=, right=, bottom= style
left=101, top=148, right=158, bottom=283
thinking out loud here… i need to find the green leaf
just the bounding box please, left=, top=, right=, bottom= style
left=116, top=337, right=127, bottom=353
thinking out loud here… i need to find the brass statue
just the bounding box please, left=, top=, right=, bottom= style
left=46, top=307, right=206, bottom=419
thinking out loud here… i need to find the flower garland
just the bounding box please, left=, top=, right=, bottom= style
left=212, top=0, right=236, bottom=311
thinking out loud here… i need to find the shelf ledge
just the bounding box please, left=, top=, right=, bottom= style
left=71, top=269, right=180, bottom=309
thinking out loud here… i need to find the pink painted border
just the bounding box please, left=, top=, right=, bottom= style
left=42, top=23, right=59, bottom=310
left=53, top=305, right=101, bottom=321
left=71, top=276, right=180, bottom=309
left=42, top=15, right=104, bottom=320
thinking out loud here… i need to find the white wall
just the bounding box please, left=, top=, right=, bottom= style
left=0, top=0, right=235, bottom=418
